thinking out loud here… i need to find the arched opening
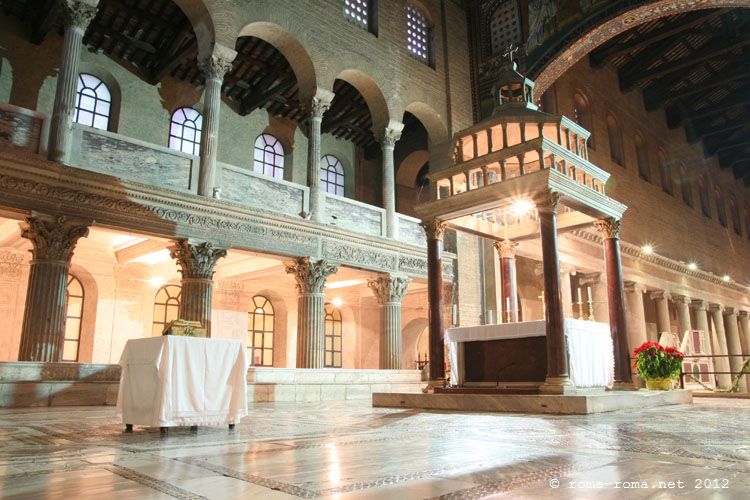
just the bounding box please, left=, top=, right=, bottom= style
left=606, top=113, right=624, bottom=167
left=678, top=164, right=693, bottom=207
left=573, top=91, right=594, bottom=148
left=634, top=133, right=649, bottom=181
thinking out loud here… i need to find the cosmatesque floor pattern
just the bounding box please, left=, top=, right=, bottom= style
left=1, top=398, right=749, bottom=499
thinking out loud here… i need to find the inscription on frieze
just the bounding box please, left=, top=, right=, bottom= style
left=322, top=241, right=397, bottom=271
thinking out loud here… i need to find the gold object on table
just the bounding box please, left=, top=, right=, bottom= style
left=162, top=319, right=207, bottom=338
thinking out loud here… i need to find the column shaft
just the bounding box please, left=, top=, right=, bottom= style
left=178, top=278, right=213, bottom=330
left=672, top=295, right=692, bottom=339
left=369, top=275, right=410, bottom=369
left=308, top=98, right=330, bottom=222
left=495, top=240, right=518, bottom=322
left=651, top=292, right=671, bottom=341
left=382, top=127, right=401, bottom=239
left=723, top=309, right=746, bottom=392
left=297, top=293, right=325, bottom=368
left=709, top=306, right=732, bottom=389
left=739, top=312, right=750, bottom=356
left=624, top=283, right=648, bottom=352
left=423, top=221, right=446, bottom=382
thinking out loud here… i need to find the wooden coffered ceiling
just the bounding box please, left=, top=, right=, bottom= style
left=589, top=8, right=750, bottom=186
left=1, top=0, right=378, bottom=148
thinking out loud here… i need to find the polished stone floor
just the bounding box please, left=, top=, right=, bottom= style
left=1, top=399, right=749, bottom=499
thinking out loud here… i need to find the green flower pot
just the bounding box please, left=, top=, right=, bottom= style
left=645, top=377, right=672, bottom=390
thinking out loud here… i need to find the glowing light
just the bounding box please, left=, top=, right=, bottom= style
left=722, top=275, right=731, bottom=282
left=688, top=262, right=698, bottom=271
left=132, top=249, right=172, bottom=265
left=327, top=279, right=365, bottom=289
left=148, top=276, right=166, bottom=287
left=511, top=199, right=534, bottom=216
left=331, top=297, right=343, bottom=307
left=641, top=244, right=654, bottom=255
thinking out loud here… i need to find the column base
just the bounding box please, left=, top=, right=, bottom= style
left=607, top=381, right=637, bottom=391
left=422, top=379, right=445, bottom=393
left=539, top=376, right=575, bottom=395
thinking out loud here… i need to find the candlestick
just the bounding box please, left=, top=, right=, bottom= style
left=577, top=287, right=582, bottom=303
left=587, top=286, right=595, bottom=321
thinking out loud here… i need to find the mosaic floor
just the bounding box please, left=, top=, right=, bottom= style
left=1, top=399, right=749, bottom=499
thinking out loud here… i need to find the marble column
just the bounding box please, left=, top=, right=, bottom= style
left=671, top=294, right=692, bottom=340
left=650, top=290, right=671, bottom=342
left=18, top=215, right=90, bottom=361
left=536, top=192, right=571, bottom=393
left=708, top=304, right=732, bottom=389
left=739, top=311, right=750, bottom=357
left=48, top=0, right=99, bottom=163
left=169, top=240, right=227, bottom=337
left=197, top=50, right=235, bottom=197
left=624, top=281, right=648, bottom=353
left=382, top=126, right=402, bottom=239
left=723, top=308, right=747, bottom=392
left=422, top=220, right=447, bottom=384
left=494, top=239, right=518, bottom=322
left=594, top=218, right=632, bottom=387
left=368, top=274, right=410, bottom=369
left=307, top=96, right=332, bottom=222
left=578, top=272, right=608, bottom=323
left=285, top=257, right=338, bottom=368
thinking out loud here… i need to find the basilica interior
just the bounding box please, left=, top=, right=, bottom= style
left=1, top=0, right=749, bottom=498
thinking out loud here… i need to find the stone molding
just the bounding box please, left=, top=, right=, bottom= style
left=534, top=191, right=561, bottom=213
left=310, top=96, right=331, bottom=118
left=723, top=306, right=737, bottom=316
left=593, top=218, right=621, bottom=239
left=623, top=280, right=642, bottom=293
left=648, top=290, right=669, bottom=301
left=368, top=275, right=410, bottom=305
left=494, top=239, right=517, bottom=259
left=63, top=0, right=98, bottom=29
left=708, top=303, right=724, bottom=313
left=198, top=54, right=234, bottom=81
left=421, top=219, right=447, bottom=240
left=322, top=241, right=397, bottom=271
left=690, top=299, right=708, bottom=311
left=670, top=294, right=691, bottom=305
left=19, top=215, right=90, bottom=262
left=285, top=257, right=338, bottom=295
left=169, top=239, right=227, bottom=280
left=382, top=127, right=402, bottom=149
left=738, top=310, right=749, bottom=318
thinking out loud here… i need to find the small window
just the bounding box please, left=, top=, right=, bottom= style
left=253, top=134, right=284, bottom=179
left=698, top=176, right=710, bottom=217
left=344, top=0, right=377, bottom=35
left=320, top=154, right=345, bottom=196
left=152, top=285, right=181, bottom=336
left=659, top=150, right=673, bottom=196
left=324, top=303, right=343, bottom=368
left=168, top=107, right=202, bottom=156
left=405, top=3, right=433, bottom=66
left=63, top=274, right=84, bottom=362
left=635, top=133, right=649, bottom=181
left=573, top=92, right=594, bottom=148
left=715, top=187, right=727, bottom=227
left=606, top=114, right=624, bottom=166
left=730, top=197, right=741, bottom=236
left=74, top=73, right=111, bottom=131
left=247, top=295, right=274, bottom=366
left=678, top=165, right=692, bottom=207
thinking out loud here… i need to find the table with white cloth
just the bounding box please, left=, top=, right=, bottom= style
left=445, top=318, right=614, bottom=388
left=117, top=336, right=248, bottom=429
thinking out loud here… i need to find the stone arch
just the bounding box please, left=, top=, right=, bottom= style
left=236, top=22, right=317, bottom=101
left=396, top=150, right=430, bottom=187
left=251, top=288, right=289, bottom=368
left=335, top=69, right=390, bottom=137
left=403, top=101, right=449, bottom=146
left=171, top=0, right=218, bottom=59
left=68, top=263, right=98, bottom=363
left=533, top=1, right=750, bottom=97
left=402, top=317, right=428, bottom=369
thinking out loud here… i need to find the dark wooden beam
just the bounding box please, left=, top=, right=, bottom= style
left=151, top=38, right=197, bottom=82
left=668, top=92, right=750, bottom=128
left=692, top=118, right=750, bottom=144
left=645, top=66, right=750, bottom=110
left=718, top=148, right=750, bottom=168
left=31, top=0, right=63, bottom=44
left=239, top=77, right=296, bottom=115
left=710, top=139, right=750, bottom=156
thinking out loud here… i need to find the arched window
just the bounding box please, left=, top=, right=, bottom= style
left=152, top=285, right=181, bottom=336
left=63, top=274, right=84, bottom=362
left=168, top=107, right=202, bottom=156
left=698, top=176, right=710, bottom=217
left=573, top=92, right=593, bottom=147
left=343, top=0, right=377, bottom=35
left=715, top=187, right=727, bottom=227
left=634, top=133, right=649, bottom=181
left=253, top=134, right=284, bottom=179
left=678, top=165, right=692, bottom=207
left=658, top=150, right=673, bottom=196
left=405, top=3, right=433, bottom=66
left=729, top=196, right=741, bottom=236
left=320, top=154, right=345, bottom=196
left=324, top=303, right=343, bottom=368
left=247, top=295, right=274, bottom=366
left=606, top=114, right=624, bottom=166
left=74, top=73, right=111, bottom=131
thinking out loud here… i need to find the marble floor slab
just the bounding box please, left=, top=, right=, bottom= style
left=0, top=398, right=748, bottom=499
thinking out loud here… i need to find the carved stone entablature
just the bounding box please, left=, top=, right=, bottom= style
left=0, top=251, right=24, bottom=280
left=368, top=275, right=410, bottom=305
left=19, top=215, right=90, bottom=262
left=594, top=218, right=621, bottom=239
left=494, top=239, right=517, bottom=259
left=442, top=259, right=455, bottom=279
left=322, top=241, right=398, bottom=271
left=398, top=255, right=426, bottom=275
left=285, top=257, right=338, bottom=295
left=169, top=239, right=227, bottom=280
left=63, top=0, right=98, bottom=29
left=198, top=54, right=234, bottom=81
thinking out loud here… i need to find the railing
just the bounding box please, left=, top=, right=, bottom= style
left=630, top=353, right=749, bottom=392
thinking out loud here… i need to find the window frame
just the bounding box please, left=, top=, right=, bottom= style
left=324, top=303, right=343, bottom=368
left=152, top=285, right=181, bottom=336
left=405, top=3, right=434, bottom=67
left=247, top=295, right=275, bottom=367
left=606, top=113, right=624, bottom=167
left=168, top=107, right=203, bottom=156
left=253, top=133, right=285, bottom=179
left=62, top=274, right=84, bottom=362
left=343, top=0, right=378, bottom=36
left=74, top=73, right=112, bottom=131
left=634, top=133, right=650, bottom=181
left=659, top=151, right=674, bottom=196
left=320, top=154, right=345, bottom=197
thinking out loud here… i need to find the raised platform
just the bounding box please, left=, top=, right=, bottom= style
left=372, top=389, right=693, bottom=415
left=0, top=362, right=425, bottom=407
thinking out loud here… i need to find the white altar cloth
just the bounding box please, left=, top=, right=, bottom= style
left=446, top=318, right=614, bottom=388
left=117, top=336, right=248, bottom=427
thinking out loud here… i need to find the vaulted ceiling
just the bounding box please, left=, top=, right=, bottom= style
left=589, top=8, right=750, bottom=186
left=1, top=0, right=378, bottom=148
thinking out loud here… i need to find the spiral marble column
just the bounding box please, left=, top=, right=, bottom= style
left=307, top=96, right=332, bottom=222
left=369, top=274, right=410, bottom=369
left=18, top=215, right=90, bottom=361
left=197, top=49, right=235, bottom=197
left=382, top=126, right=402, bottom=239
left=169, top=240, right=227, bottom=337
left=285, top=257, right=338, bottom=368
left=48, top=0, right=99, bottom=163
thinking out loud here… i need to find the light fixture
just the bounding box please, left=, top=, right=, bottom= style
left=148, top=276, right=166, bottom=287
left=331, top=297, right=343, bottom=307
left=511, top=199, right=534, bottom=216
left=722, top=275, right=731, bottom=282
left=641, top=244, right=654, bottom=255
left=688, top=262, right=698, bottom=271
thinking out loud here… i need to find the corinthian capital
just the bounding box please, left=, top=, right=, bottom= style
left=421, top=219, right=447, bottom=240
left=63, top=0, right=99, bottom=29
left=593, top=218, right=621, bottom=239
left=198, top=54, right=234, bottom=81
left=534, top=191, right=561, bottom=213
left=169, top=239, right=227, bottom=280
left=368, top=275, right=410, bottom=305
left=382, top=127, right=402, bottom=149
left=20, top=215, right=90, bottom=262
left=493, top=239, right=517, bottom=259
left=310, top=96, right=332, bottom=119
left=285, top=257, right=338, bottom=294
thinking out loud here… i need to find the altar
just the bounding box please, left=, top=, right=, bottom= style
left=446, top=319, right=614, bottom=388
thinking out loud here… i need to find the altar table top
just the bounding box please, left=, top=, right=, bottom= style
left=117, top=336, right=248, bottom=427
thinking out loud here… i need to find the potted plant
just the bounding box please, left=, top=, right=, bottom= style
left=632, top=341, right=684, bottom=390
